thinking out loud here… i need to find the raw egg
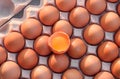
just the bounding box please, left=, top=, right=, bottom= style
left=0, top=61, right=21, bottom=79
left=20, top=18, right=42, bottom=40
left=39, top=5, right=60, bottom=26
left=62, top=68, right=83, bottom=79
left=94, top=71, right=115, bottom=79
left=17, top=48, right=38, bottom=69
left=4, top=32, right=25, bottom=53
left=52, top=20, right=73, bottom=36
left=80, top=55, right=101, bottom=76
left=117, top=4, right=120, bottom=15
left=55, top=0, right=77, bottom=11
left=69, top=7, right=90, bottom=28
left=97, top=41, right=119, bottom=62
left=31, top=65, right=52, bottom=79
left=48, top=32, right=70, bottom=54
left=86, top=0, right=106, bottom=14
left=34, top=35, right=51, bottom=56
left=0, top=46, right=7, bottom=65
left=107, top=0, right=118, bottom=2
left=115, top=30, right=120, bottom=47
left=100, top=12, right=120, bottom=32
left=83, top=24, right=104, bottom=45
left=48, top=54, right=69, bottom=73
left=67, top=38, right=87, bottom=59
left=111, top=58, right=120, bottom=78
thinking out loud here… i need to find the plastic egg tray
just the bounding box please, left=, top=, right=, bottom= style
left=0, top=0, right=32, bottom=26
left=0, top=0, right=120, bottom=79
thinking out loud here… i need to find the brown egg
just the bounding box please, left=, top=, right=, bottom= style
left=69, top=7, right=90, bottom=28
left=34, top=35, right=51, bottom=56
left=48, top=32, right=70, bottom=54
left=67, top=38, right=87, bottom=59
left=17, top=48, right=38, bottom=69
left=39, top=5, right=60, bottom=26
left=48, top=54, right=69, bottom=73
left=20, top=18, right=42, bottom=40
left=0, top=46, right=7, bottom=65
left=94, top=71, right=115, bottom=79
left=55, top=0, right=76, bottom=11
left=53, top=20, right=73, bottom=36
left=4, top=32, right=25, bottom=53
left=80, top=55, right=101, bottom=76
left=111, top=58, right=120, bottom=78
left=100, top=12, right=120, bottom=32
left=83, top=24, right=104, bottom=45
left=0, top=61, right=21, bottom=79
left=117, top=4, right=120, bottom=15
left=97, top=41, right=119, bottom=62
left=31, top=65, right=52, bottom=79
left=86, top=0, right=106, bottom=14
left=107, top=0, right=118, bottom=2
left=115, top=30, right=120, bottom=47
left=62, top=68, right=83, bottom=79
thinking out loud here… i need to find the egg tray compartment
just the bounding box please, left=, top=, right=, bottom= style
left=0, top=0, right=120, bottom=79
left=0, top=0, right=32, bottom=26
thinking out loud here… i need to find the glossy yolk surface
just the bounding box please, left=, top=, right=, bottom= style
left=51, top=36, right=68, bottom=51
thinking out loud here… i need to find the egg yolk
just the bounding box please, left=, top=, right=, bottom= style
left=51, top=36, right=68, bottom=51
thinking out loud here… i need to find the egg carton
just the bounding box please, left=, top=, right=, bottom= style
left=0, top=0, right=32, bottom=26
left=0, top=0, right=120, bottom=79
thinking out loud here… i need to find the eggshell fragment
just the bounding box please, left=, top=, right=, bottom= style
left=48, top=32, right=70, bottom=54
left=0, top=61, right=21, bottom=79
left=111, top=58, right=120, bottom=79
left=53, top=20, right=73, bottom=36
left=17, top=48, right=39, bottom=69
left=80, top=55, right=101, bottom=76
left=100, top=12, right=120, bottom=32
left=0, top=46, right=7, bottom=65
left=62, top=68, right=83, bottom=79
left=31, top=65, right=52, bottom=79
left=34, top=35, right=51, bottom=56
left=97, top=41, right=119, bottom=62
left=69, top=7, right=90, bottom=28
left=4, top=32, right=25, bottom=53
left=86, top=0, right=106, bottom=14
left=48, top=54, right=69, bottom=73
left=67, top=38, right=87, bottom=58
left=39, top=5, right=60, bottom=26
left=55, top=0, right=77, bottom=11
left=115, top=30, right=120, bottom=47
left=83, top=24, right=104, bottom=45
left=20, top=18, right=42, bottom=40
left=94, top=71, right=115, bottom=79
